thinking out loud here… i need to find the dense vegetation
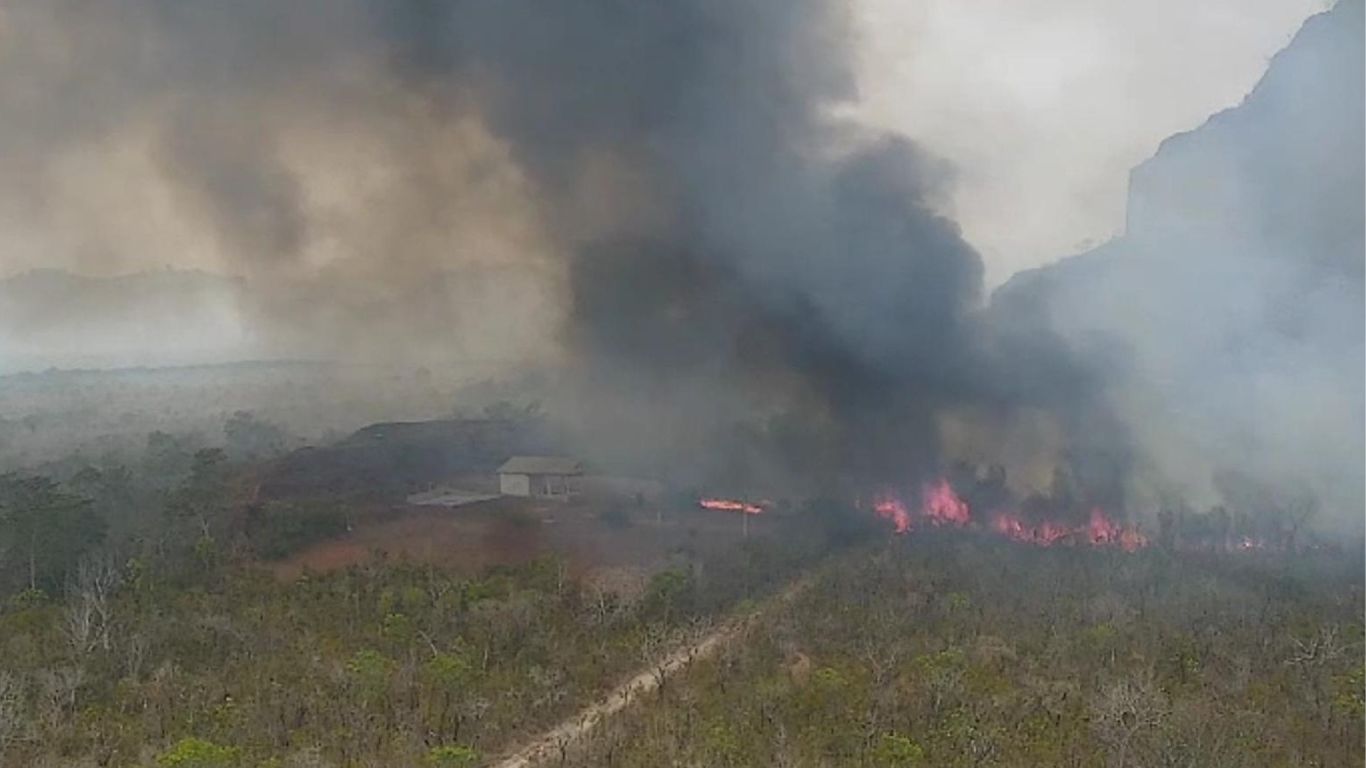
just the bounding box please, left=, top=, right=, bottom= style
left=0, top=409, right=1360, bottom=767
left=567, top=535, right=1364, bottom=768
left=0, top=551, right=789, bottom=766
left=0, top=363, right=536, bottom=473
left=0, top=485, right=834, bottom=767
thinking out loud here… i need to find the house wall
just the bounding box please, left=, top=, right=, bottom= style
left=499, top=472, right=531, bottom=496
left=500, top=472, right=581, bottom=499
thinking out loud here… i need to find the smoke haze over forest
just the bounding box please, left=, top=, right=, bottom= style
left=0, top=0, right=1360, bottom=530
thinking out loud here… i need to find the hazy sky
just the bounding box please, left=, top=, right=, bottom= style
left=0, top=0, right=1330, bottom=290
left=854, top=0, right=1330, bottom=287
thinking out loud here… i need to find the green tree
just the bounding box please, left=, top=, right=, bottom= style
left=347, top=649, right=394, bottom=698
left=223, top=411, right=288, bottom=461
left=872, top=733, right=925, bottom=766
left=642, top=568, right=694, bottom=624
left=69, top=462, right=148, bottom=545
left=144, top=431, right=205, bottom=490
left=0, top=473, right=104, bottom=592
left=164, top=449, right=231, bottom=571
left=155, top=737, right=240, bottom=767
left=422, top=649, right=487, bottom=744
left=426, top=744, right=479, bottom=767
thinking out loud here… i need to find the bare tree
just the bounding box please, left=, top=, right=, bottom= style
left=638, top=624, right=674, bottom=693
left=1285, top=624, right=1346, bottom=728
left=121, top=632, right=150, bottom=681
left=62, top=557, right=121, bottom=659
left=33, top=667, right=83, bottom=733
left=0, top=672, right=27, bottom=759
left=1286, top=624, right=1345, bottom=669
left=1091, top=673, right=1169, bottom=768
left=587, top=587, right=615, bottom=627
left=679, top=616, right=714, bottom=668
left=61, top=594, right=97, bottom=661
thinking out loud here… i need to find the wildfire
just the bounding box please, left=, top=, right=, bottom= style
left=871, top=480, right=969, bottom=535
left=922, top=479, right=971, bottom=527
left=873, top=478, right=1149, bottom=552
left=990, top=508, right=1145, bottom=550
left=992, top=514, right=1072, bottom=546
left=699, top=498, right=766, bottom=515
left=873, top=494, right=912, bottom=534
left=1085, top=508, right=1148, bottom=552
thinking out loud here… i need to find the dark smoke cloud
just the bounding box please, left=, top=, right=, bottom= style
left=406, top=2, right=1011, bottom=489
left=1, top=0, right=1049, bottom=488
left=0, top=0, right=1179, bottom=514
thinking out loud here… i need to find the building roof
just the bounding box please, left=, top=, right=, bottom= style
left=497, top=456, right=582, bottom=476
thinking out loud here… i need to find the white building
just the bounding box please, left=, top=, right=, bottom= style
left=497, top=456, right=583, bottom=500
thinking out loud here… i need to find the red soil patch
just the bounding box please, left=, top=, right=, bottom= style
left=267, top=498, right=776, bottom=580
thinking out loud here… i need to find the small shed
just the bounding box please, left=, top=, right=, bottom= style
left=497, top=456, right=583, bottom=499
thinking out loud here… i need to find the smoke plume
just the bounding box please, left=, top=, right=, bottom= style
left=1, top=1, right=1065, bottom=490
left=993, top=0, right=1364, bottom=532
left=1, top=1, right=1357, bottom=532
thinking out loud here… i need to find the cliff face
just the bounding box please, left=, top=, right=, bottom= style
left=1125, top=0, right=1363, bottom=273
left=993, top=0, right=1364, bottom=525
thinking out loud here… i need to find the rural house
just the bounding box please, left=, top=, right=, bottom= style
left=497, top=456, right=583, bottom=499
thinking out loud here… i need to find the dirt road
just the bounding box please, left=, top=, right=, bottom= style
left=486, top=579, right=808, bottom=768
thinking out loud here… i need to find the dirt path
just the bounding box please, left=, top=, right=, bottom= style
left=486, top=579, right=809, bottom=768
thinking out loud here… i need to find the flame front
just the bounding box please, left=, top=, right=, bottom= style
left=1086, top=507, right=1148, bottom=552
left=873, top=477, right=1149, bottom=551
left=873, top=494, right=912, bottom=534
left=991, top=514, right=1073, bottom=546
left=699, top=498, right=766, bottom=515
left=922, top=479, right=971, bottom=527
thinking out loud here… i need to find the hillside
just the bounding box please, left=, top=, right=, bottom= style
left=992, top=0, right=1364, bottom=524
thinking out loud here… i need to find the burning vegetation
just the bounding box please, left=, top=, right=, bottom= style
left=698, top=498, right=769, bottom=516
left=867, top=477, right=1148, bottom=551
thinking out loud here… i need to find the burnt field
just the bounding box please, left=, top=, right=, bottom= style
left=266, top=495, right=785, bottom=582
left=242, top=414, right=786, bottom=581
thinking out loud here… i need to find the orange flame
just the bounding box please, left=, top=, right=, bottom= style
left=992, top=514, right=1073, bottom=546
left=1084, top=507, right=1146, bottom=551
left=873, top=494, right=912, bottom=534
left=875, top=478, right=1149, bottom=552
left=922, top=479, right=971, bottom=527
left=699, top=498, right=765, bottom=515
